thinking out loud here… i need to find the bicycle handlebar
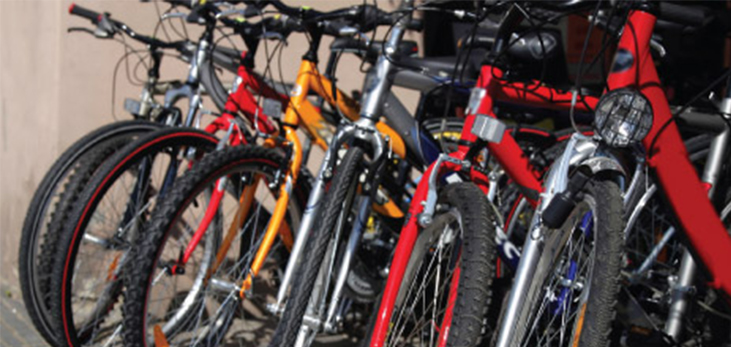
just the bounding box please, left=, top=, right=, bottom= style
left=68, top=3, right=187, bottom=50
left=265, top=0, right=421, bottom=36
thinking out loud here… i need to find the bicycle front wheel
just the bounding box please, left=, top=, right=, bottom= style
left=376, top=182, right=497, bottom=347
left=269, top=146, right=365, bottom=347
left=48, top=128, right=219, bottom=347
left=515, top=178, right=623, bottom=347
left=18, top=120, right=160, bottom=346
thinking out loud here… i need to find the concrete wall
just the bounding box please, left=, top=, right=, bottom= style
left=0, top=0, right=421, bottom=285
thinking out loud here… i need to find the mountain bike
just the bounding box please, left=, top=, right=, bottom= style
left=358, top=2, right=632, bottom=345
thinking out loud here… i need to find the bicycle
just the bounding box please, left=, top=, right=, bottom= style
left=357, top=2, right=639, bottom=346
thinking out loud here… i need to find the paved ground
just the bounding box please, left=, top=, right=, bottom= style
left=0, top=276, right=48, bottom=346
left=0, top=274, right=354, bottom=347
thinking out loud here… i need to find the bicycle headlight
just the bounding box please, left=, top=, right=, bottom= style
left=594, top=89, right=653, bottom=147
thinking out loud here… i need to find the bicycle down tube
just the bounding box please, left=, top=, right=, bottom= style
left=615, top=9, right=731, bottom=300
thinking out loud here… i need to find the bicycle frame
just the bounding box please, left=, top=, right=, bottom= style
left=613, top=10, right=731, bottom=297
left=204, top=49, right=290, bottom=139
left=368, top=40, right=601, bottom=347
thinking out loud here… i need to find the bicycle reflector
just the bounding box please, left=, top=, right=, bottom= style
left=594, top=89, right=653, bottom=147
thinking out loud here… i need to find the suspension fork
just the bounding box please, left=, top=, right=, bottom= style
left=233, top=126, right=302, bottom=298
left=274, top=128, right=343, bottom=309
left=321, top=153, right=390, bottom=332
left=205, top=174, right=261, bottom=279
left=321, top=195, right=372, bottom=332
left=294, top=124, right=391, bottom=347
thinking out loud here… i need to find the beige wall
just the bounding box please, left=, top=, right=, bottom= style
left=0, top=1, right=421, bottom=284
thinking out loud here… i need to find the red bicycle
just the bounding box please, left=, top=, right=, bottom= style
left=364, top=3, right=606, bottom=346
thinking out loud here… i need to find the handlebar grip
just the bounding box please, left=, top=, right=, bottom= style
left=69, top=3, right=102, bottom=23
left=406, top=19, right=422, bottom=31
left=322, top=20, right=347, bottom=36
left=658, top=2, right=710, bottom=27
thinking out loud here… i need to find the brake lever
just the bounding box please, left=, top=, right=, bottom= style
left=95, top=14, right=117, bottom=38
left=66, top=25, right=114, bottom=39
left=161, top=12, right=187, bottom=21
left=67, top=27, right=97, bottom=35
left=215, top=8, right=243, bottom=19
left=338, top=26, right=371, bottom=45
left=650, top=38, right=667, bottom=58
left=337, top=26, right=359, bottom=36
